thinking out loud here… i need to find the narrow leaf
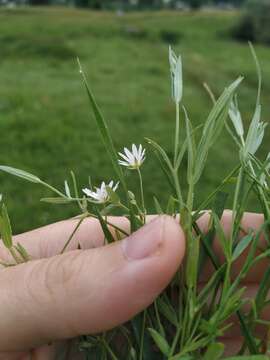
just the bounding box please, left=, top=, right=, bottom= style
left=0, top=204, right=13, bottom=249
left=153, top=197, right=164, bottom=215
left=232, top=232, right=254, bottom=262
left=41, top=197, right=72, bottom=204
left=148, top=328, right=170, bottom=356
left=237, top=310, right=258, bottom=354
left=157, top=297, right=178, bottom=327
left=0, top=165, right=41, bottom=184
left=224, top=356, right=268, bottom=360
left=92, top=206, right=115, bottom=244
left=202, top=342, right=224, bottom=360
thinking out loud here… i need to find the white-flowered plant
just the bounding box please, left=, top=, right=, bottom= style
left=118, top=144, right=146, bottom=169
left=0, top=44, right=269, bottom=359
left=83, top=180, right=119, bottom=203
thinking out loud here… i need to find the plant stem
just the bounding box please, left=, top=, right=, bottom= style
left=40, top=181, right=67, bottom=198
left=169, top=323, right=182, bottom=356
left=87, top=213, right=129, bottom=237
left=60, top=214, right=87, bottom=254
left=172, top=169, right=183, bottom=211
left=174, top=101, right=180, bottom=167
left=231, top=166, right=244, bottom=243
left=9, top=247, right=21, bottom=264
left=137, top=168, right=145, bottom=221
left=102, top=339, right=118, bottom=360
left=139, top=310, right=146, bottom=360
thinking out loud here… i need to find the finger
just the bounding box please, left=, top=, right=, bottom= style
left=0, top=216, right=130, bottom=261
left=1, top=215, right=158, bottom=261
left=0, top=216, right=185, bottom=351
left=221, top=338, right=242, bottom=356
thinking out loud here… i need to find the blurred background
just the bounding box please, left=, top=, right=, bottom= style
left=0, top=0, right=269, bottom=233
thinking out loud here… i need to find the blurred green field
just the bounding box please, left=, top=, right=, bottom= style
left=0, top=7, right=269, bottom=233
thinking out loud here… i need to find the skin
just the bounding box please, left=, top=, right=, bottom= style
left=0, top=211, right=267, bottom=359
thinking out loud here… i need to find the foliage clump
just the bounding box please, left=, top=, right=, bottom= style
left=232, top=0, right=270, bottom=45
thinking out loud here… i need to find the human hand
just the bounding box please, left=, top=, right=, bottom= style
left=0, top=215, right=185, bottom=359
left=0, top=212, right=268, bottom=359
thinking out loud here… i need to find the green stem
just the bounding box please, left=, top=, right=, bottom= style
left=154, top=300, right=164, bottom=336
left=102, top=339, right=118, bottom=360
left=87, top=213, right=129, bottom=237
left=174, top=102, right=180, bottom=166
left=60, top=214, right=87, bottom=254
left=194, top=165, right=240, bottom=218
left=9, top=247, right=21, bottom=264
left=169, top=323, right=182, bottom=356
left=231, top=166, right=244, bottom=244
left=139, top=310, right=146, bottom=360
left=71, top=170, right=84, bottom=211
left=137, top=168, right=145, bottom=221
left=172, top=169, right=183, bottom=211
left=40, top=181, right=66, bottom=198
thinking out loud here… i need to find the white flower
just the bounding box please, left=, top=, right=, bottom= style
left=118, top=144, right=146, bottom=169
left=82, top=180, right=119, bottom=203
left=169, top=46, right=183, bottom=104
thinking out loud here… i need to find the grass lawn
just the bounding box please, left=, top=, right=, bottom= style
left=0, top=7, right=269, bottom=233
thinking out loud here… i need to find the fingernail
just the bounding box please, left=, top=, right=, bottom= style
left=122, top=216, right=165, bottom=260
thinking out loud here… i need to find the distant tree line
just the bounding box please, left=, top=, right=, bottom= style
left=28, top=0, right=247, bottom=10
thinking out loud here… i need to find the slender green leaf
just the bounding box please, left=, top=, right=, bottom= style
left=255, top=265, right=270, bottom=313
left=41, top=197, right=72, bottom=204
left=157, top=297, right=178, bottom=327
left=148, top=328, right=170, bottom=356
left=77, top=60, right=125, bottom=188
left=169, top=356, right=194, bottom=360
left=145, top=138, right=174, bottom=173
left=92, top=206, right=115, bottom=244
left=232, top=232, right=254, bottom=262
left=224, top=356, right=268, bottom=360
left=0, top=204, right=13, bottom=249
left=153, top=197, right=164, bottom=215
left=166, top=196, right=178, bottom=215
left=15, top=242, right=31, bottom=261
left=106, top=186, right=120, bottom=204
left=64, top=180, right=71, bottom=198
left=202, top=342, right=224, bottom=360
left=237, top=310, right=258, bottom=354
left=198, top=265, right=225, bottom=307
left=0, top=165, right=41, bottom=183
left=213, top=213, right=230, bottom=260
left=183, top=106, right=196, bottom=184
left=194, top=76, right=243, bottom=183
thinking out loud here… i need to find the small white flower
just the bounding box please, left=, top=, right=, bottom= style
left=82, top=180, right=119, bottom=203
left=118, top=144, right=146, bottom=169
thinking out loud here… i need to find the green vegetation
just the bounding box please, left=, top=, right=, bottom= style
left=233, top=0, right=270, bottom=45
left=0, top=7, right=270, bottom=233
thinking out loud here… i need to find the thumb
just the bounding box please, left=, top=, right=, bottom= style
left=0, top=215, right=185, bottom=351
